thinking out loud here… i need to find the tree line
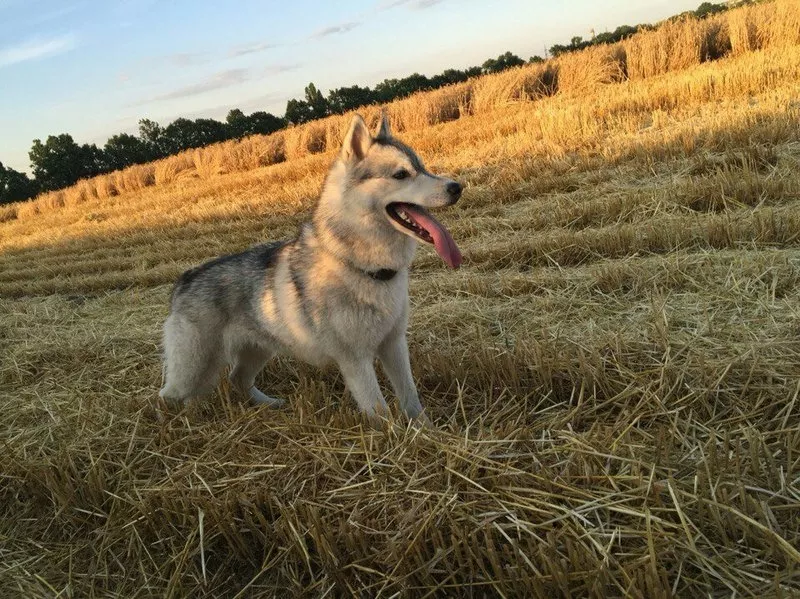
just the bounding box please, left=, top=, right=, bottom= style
left=0, top=1, right=731, bottom=205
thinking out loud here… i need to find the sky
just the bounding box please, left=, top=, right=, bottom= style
left=0, top=0, right=703, bottom=173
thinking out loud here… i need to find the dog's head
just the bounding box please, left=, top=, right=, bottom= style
left=322, top=112, right=462, bottom=269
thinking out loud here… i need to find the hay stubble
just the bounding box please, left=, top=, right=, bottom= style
left=2, top=2, right=800, bottom=596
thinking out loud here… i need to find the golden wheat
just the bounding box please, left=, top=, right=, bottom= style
left=4, top=0, right=798, bottom=223
left=555, top=44, right=626, bottom=95
left=2, top=1, right=800, bottom=596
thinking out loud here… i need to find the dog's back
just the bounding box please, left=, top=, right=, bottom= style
left=169, top=241, right=286, bottom=317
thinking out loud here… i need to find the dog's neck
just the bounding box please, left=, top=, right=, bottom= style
left=306, top=217, right=404, bottom=281
left=309, top=171, right=417, bottom=278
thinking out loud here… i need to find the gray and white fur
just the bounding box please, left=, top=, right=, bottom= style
left=159, top=112, right=462, bottom=424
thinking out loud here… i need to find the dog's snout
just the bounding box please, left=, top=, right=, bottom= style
left=446, top=181, right=462, bottom=202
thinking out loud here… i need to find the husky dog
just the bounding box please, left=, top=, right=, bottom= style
left=159, top=112, right=462, bottom=424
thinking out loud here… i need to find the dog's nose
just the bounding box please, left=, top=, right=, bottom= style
left=446, top=181, right=462, bottom=202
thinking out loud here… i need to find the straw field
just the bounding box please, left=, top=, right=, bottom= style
left=2, top=1, right=800, bottom=596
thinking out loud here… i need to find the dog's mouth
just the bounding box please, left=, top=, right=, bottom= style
left=386, top=202, right=462, bottom=269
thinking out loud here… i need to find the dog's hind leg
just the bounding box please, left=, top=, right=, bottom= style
left=159, top=313, right=223, bottom=403
left=229, top=344, right=285, bottom=407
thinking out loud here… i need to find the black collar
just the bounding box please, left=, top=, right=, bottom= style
left=343, top=258, right=398, bottom=281
left=366, top=268, right=397, bottom=281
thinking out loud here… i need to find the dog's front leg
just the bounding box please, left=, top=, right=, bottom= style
left=336, top=356, right=390, bottom=425
left=378, top=332, right=430, bottom=425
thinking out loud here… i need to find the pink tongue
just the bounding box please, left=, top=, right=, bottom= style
left=400, top=203, right=462, bottom=269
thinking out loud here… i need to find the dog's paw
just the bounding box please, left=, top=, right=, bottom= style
left=250, top=387, right=286, bottom=408
left=410, top=411, right=433, bottom=429
left=151, top=393, right=183, bottom=422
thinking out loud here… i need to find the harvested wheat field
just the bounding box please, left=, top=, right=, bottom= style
left=3, top=2, right=800, bottom=597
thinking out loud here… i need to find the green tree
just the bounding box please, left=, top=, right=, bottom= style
left=304, top=83, right=329, bottom=120
left=429, top=69, right=471, bottom=88
left=481, top=51, right=525, bottom=74
left=327, top=85, right=375, bottom=114
left=593, top=24, right=640, bottom=45
left=0, top=161, right=39, bottom=204
left=29, top=134, right=105, bottom=192
left=374, top=73, right=432, bottom=102
left=228, top=109, right=285, bottom=137
left=549, top=43, right=570, bottom=57
left=464, top=66, right=483, bottom=78
left=158, top=118, right=194, bottom=155
left=401, top=73, right=433, bottom=95
left=161, top=118, right=230, bottom=154
left=103, top=133, right=155, bottom=171
left=226, top=109, right=249, bottom=138
left=694, top=2, right=727, bottom=18
left=285, top=98, right=313, bottom=125
left=246, top=111, right=285, bottom=136
left=373, top=78, right=402, bottom=103
left=138, top=118, right=168, bottom=158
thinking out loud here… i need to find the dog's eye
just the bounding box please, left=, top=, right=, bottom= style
left=392, top=169, right=410, bottom=180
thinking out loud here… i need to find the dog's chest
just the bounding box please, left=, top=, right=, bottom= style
left=260, top=270, right=408, bottom=364
left=327, top=279, right=407, bottom=344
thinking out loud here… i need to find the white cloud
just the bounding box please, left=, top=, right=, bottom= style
left=311, top=21, right=361, bottom=39
left=262, top=63, right=301, bottom=76
left=168, top=52, right=207, bottom=67
left=379, top=0, right=445, bottom=10
left=229, top=41, right=277, bottom=58
left=0, top=34, right=78, bottom=68
left=145, top=68, right=249, bottom=104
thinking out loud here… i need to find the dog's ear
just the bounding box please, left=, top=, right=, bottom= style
left=341, top=115, right=372, bottom=162
left=376, top=109, right=391, bottom=140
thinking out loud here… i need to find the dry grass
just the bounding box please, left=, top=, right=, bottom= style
left=0, top=203, right=17, bottom=223
left=729, top=0, right=800, bottom=55
left=471, top=62, right=558, bottom=113
left=624, top=16, right=723, bottom=80
left=2, top=1, right=800, bottom=596
left=555, top=44, right=626, bottom=95
left=3, top=0, right=798, bottom=222
left=219, top=133, right=288, bottom=173
left=154, top=152, right=196, bottom=186
left=63, top=180, right=93, bottom=207
left=390, top=83, right=473, bottom=131
left=285, top=121, right=328, bottom=161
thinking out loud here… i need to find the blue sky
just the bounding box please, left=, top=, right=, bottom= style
left=0, top=0, right=702, bottom=173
